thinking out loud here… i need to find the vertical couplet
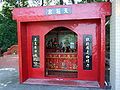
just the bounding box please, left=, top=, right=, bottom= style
left=83, top=35, right=92, bottom=70
left=32, top=36, right=40, bottom=68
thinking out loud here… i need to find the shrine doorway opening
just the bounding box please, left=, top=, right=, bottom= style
left=45, top=27, right=78, bottom=78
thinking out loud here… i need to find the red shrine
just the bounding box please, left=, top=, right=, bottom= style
left=12, top=2, right=111, bottom=88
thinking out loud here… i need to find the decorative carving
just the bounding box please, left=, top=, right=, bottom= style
left=46, top=53, right=77, bottom=71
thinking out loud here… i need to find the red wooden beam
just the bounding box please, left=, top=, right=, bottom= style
left=12, top=2, right=111, bottom=22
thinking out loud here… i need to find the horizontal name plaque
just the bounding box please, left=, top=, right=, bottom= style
left=46, top=7, right=72, bottom=15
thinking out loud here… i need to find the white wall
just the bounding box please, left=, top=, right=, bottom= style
left=110, top=0, right=120, bottom=90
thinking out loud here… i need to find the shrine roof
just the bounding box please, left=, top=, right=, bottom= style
left=12, top=2, right=111, bottom=22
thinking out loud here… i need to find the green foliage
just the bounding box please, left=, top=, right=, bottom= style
left=78, top=0, right=105, bottom=3
left=0, top=16, right=17, bottom=52
left=95, top=0, right=106, bottom=2
left=0, top=0, right=28, bottom=53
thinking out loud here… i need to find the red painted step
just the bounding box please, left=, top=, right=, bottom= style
left=24, top=78, right=100, bottom=88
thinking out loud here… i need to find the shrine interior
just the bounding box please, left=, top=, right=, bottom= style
left=45, top=27, right=78, bottom=78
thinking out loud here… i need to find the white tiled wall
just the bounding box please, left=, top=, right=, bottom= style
left=110, top=0, right=120, bottom=90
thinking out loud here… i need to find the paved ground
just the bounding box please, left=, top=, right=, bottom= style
left=0, top=55, right=110, bottom=90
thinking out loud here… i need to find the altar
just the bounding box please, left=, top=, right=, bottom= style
left=46, top=52, right=77, bottom=78
left=44, top=27, right=78, bottom=77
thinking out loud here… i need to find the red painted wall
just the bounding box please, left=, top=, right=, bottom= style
left=12, top=2, right=111, bottom=88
